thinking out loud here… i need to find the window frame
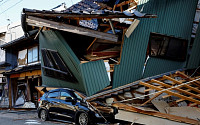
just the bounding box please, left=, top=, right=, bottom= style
left=148, top=33, right=188, bottom=61
left=27, top=46, right=39, bottom=64
left=41, top=48, right=77, bottom=82
left=18, top=45, right=40, bottom=66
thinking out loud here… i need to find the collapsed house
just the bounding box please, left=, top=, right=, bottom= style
left=22, top=0, right=156, bottom=97
left=1, top=0, right=200, bottom=123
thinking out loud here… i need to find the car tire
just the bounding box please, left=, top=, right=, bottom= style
left=40, top=109, right=48, bottom=121
left=77, top=112, right=89, bottom=125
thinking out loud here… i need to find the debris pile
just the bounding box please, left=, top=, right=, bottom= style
left=87, top=70, right=200, bottom=125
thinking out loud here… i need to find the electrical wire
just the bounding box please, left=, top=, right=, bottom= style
left=0, top=0, right=23, bottom=15
left=0, top=0, right=12, bottom=7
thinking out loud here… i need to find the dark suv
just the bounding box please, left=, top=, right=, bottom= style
left=37, top=88, right=117, bottom=125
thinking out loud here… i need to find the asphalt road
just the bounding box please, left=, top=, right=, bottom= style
left=0, top=110, right=71, bottom=125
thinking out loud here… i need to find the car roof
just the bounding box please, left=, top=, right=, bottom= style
left=48, top=88, right=74, bottom=93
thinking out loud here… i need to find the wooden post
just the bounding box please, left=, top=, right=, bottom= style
left=26, top=77, right=31, bottom=101
left=8, top=77, right=12, bottom=108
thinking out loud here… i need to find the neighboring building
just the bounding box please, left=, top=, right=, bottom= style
left=0, top=23, right=41, bottom=108
left=20, top=0, right=200, bottom=97
left=0, top=25, right=8, bottom=107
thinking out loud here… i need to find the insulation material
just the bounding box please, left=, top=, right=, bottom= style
left=23, top=102, right=36, bottom=108
left=18, top=49, right=27, bottom=66
left=194, top=10, right=200, bottom=22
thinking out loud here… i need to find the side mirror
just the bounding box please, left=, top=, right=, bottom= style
left=65, top=97, right=77, bottom=105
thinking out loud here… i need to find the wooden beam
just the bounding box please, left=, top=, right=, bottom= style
left=26, top=16, right=119, bottom=42
left=139, top=81, right=200, bottom=104
left=86, top=38, right=97, bottom=51
left=176, top=71, right=200, bottom=87
left=112, top=103, right=199, bottom=125
left=25, top=12, right=157, bottom=20
left=151, top=79, right=200, bottom=100
left=115, top=0, right=137, bottom=8
left=163, top=75, right=200, bottom=94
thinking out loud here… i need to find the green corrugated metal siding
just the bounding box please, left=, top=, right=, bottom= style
left=80, top=60, right=110, bottom=96
left=187, top=22, right=200, bottom=69
left=39, top=30, right=85, bottom=92
left=39, top=30, right=109, bottom=95
left=113, top=0, right=198, bottom=88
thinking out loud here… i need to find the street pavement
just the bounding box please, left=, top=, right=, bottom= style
left=0, top=110, right=72, bottom=125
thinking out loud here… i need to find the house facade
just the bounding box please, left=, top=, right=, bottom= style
left=0, top=24, right=41, bottom=108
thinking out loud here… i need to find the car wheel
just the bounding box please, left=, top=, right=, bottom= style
left=40, top=109, right=48, bottom=121
left=78, top=112, right=89, bottom=125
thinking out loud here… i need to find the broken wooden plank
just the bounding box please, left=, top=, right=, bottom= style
left=113, top=103, right=199, bottom=125
left=139, top=81, right=200, bottom=104
left=125, top=19, right=140, bottom=38
left=163, top=75, right=200, bottom=94
left=26, top=16, right=118, bottom=42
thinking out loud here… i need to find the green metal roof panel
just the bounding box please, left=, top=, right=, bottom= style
left=113, top=0, right=198, bottom=88
left=39, top=30, right=85, bottom=92
left=80, top=60, right=110, bottom=96
left=187, top=22, right=200, bottom=69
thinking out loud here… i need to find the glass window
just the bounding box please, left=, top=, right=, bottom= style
left=41, top=48, right=77, bottom=82
left=60, top=91, right=71, bottom=100
left=149, top=33, right=188, bottom=61
left=18, top=49, right=27, bottom=66
left=48, top=92, right=59, bottom=98
left=28, top=46, right=38, bottom=63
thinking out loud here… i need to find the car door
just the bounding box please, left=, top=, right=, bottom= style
left=47, top=91, right=60, bottom=117
left=58, top=90, right=77, bottom=120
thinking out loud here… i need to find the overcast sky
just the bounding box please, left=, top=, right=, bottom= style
left=0, top=0, right=81, bottom=27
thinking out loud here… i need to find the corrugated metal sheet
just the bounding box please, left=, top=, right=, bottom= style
left=113, top=0, right=198, bottom=88
left=80, top=60, right=110, bottom=96
left=187, top=22, right=200, bottom=69
left=39, top=30, right=109, bottom=95
left=39, top=30, right=85, bottom=92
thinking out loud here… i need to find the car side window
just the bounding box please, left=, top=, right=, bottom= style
left=48, top=91, right=59, bottom=99
left=60, top=91, right=72, bottom=100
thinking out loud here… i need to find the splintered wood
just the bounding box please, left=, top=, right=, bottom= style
left=139, top=71, right=200, bottom=105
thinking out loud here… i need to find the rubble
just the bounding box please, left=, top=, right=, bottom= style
left=86, top=70, right=200, bottom=125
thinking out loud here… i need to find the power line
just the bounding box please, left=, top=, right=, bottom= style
left=0, top=0, right=12, bottom=7
left=0, top=0, right=23, bottom=15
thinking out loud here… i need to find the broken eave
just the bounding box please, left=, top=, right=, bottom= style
left=26, top=16, right=119, bottom=42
